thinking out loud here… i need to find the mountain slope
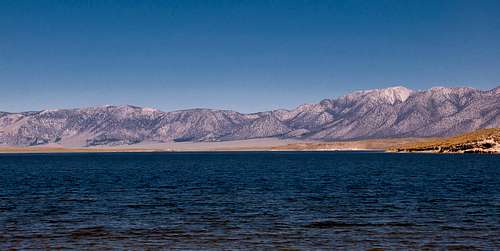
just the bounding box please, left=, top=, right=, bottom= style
left=0, top=86, right=498, bottom=146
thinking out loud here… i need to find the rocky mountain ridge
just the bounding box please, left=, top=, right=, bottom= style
left=1, top=86, right=498, bottom=146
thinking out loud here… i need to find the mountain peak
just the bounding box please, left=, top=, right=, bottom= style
left=375, top=86, right=414, bottom=103
left=343, top=86, right=414, bottom=104
left=429, top=86, right=477, bottom=93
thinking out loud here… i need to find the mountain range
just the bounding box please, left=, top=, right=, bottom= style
left=1, top=86, right=498, bottom=147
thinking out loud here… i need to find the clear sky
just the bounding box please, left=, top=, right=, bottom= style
left=1, top=0, right=499, bottom=113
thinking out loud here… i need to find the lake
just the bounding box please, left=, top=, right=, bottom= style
left=0, top=152, right=499, bottom=249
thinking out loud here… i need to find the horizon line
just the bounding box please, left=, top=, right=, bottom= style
left=2, top=84, right=498, bottom=115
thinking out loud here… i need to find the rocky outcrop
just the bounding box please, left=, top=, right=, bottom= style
left=0, top=86, right=498, bottom=146
left=388, top=128, right=500, bottom=154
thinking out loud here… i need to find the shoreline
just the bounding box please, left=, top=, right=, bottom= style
left=0, top=149, right=385, bottom=154
left=0, top=137, right=429, bottom=154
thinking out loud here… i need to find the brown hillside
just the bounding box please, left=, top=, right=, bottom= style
left=388, top=128, right=500, bottom=153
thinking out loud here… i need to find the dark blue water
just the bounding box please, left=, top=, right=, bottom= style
left=0, top=152, right=499, bottom=250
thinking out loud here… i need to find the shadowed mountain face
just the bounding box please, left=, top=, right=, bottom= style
left=0, top=86, right=498, bottom=146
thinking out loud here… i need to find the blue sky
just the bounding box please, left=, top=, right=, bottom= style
left=1, top=0, right=499, bottom=113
